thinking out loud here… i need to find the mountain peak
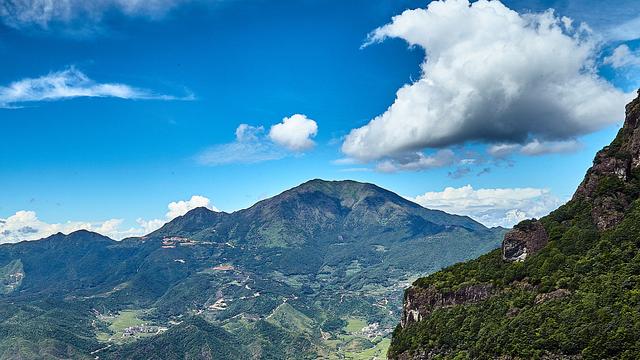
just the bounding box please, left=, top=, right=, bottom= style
left=152, top=178, right=488, bottom=241
left=254, top=178, right=422, bottom=218
left=48, top=229, right=114, bottom=242
left=150, top=205, right=226, bottom=237
left=293, top=178, right=376, bottom=193
left=286, top=179, right=410, bottom=205
left=67, top=229, right=101, bottom=236
left=183, top=206, right=218, bottom=216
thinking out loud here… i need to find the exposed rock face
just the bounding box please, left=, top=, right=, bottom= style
left=574, top=90, right=640, bottom=230
left=497, top=353, right=582, bottom=360
left=502, top=219, right=549, bottom=261
left=396, top=350, right=581, bottom=360
left=401, top=283, right=494, bottom=328
left=534, top=289, right=571, bottom=305
left=395, top=348, right=445, bottom=360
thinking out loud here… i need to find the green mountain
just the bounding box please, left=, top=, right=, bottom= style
left=389, top=92, right=640, bottom=360
left=0, top=179, right=504, bottom=359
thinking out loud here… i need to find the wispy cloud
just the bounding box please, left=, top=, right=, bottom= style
left=604, top=45, right=640, bottom=69
left=488, top=139, right=582, bottom=158
left=376, top=150, right=457, bottom=173
left=0, top=0, right=194, bottom=30
left=605, top=15, right=640, bottom=42
left=197, top=115, right=318, bottom=166
left=0, top=67, right=191, bottom=108
left=338, top=167, right=372, bottom=173
left=196, top=124, right=286, bottom=165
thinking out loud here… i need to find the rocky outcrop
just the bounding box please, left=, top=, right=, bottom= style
left=502, top=219, right=549, bottom=261
left=534, top=288, right=571, bottom=305
left=396, top=350, right=581, bottom=360
left=497, top=353, right=582, bottom=360
left=573, top=90, right=640, bottom=230
left=401, top=283, right=494, bottom=328
left=499, top=92, right=640, bottom=258
left=395, top=348, right=447, bottom=360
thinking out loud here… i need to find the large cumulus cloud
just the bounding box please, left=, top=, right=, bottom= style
left=342, top=0, right=633, bottom=163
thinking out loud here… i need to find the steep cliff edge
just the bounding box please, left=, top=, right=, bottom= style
left=401, top=283, right=494, bottom=328
left=389, top=91, right=640, bottom=360
left=501, top=219, right=548, bottom=262
left=573, top=91, right=640, bottom=230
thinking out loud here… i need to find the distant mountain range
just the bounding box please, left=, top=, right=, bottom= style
left=0, top=179, right=504, bottom=359
left=389, top=92, right=640, bottom=359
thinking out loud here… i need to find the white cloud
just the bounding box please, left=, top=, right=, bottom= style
left=488, top=139, right=582, bottom=157
left=487, top=143, right=522, bottom=158
left=520, top=139, right=582, bottom=156
left=0, top=210, right=127, bottom=244
left=338, top=167, right=372, bottom=173
left=0, top=0, right=192, bottom=29
left=342, top=0, right=632, bottom=162
left=198, top=115, right=318, bottom=165
left=408, top=185, right=563, bottom=228
left=235, top=124, right=263, bottom=142
left=376, top=149, right=456, bottom=172
left=332, top=157, right=361, bottom=166
left=133, top=218, right=165, bottom=235
left=0, top=195, right=217, bottom=244
left=606, top=15, right=640, bottom=42
left=0, top=67, right=188, bottom=108
left=166, top=195, right=218, bottom=219
left=197, top=124, right=286, bottom=165
left=604, top=44, right=640, bottom=69
left=128, top=195, right=217, bottom=237
left=268, top=114, right=318, bottom=151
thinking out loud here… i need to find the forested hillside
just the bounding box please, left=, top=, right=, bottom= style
left=0, top=180, right=504, bottom=359
left=389, top=92, right=640, bottom=360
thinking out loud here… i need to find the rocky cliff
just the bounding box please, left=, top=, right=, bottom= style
left=389, top=90, right=640, bottom=360
left=498, top=90, right=640, bottom=261
left=401, top=283, right=494, bottom=328
left=573, top=90, right=640, bottom=230
left=501, top=219, right=548, bottom=261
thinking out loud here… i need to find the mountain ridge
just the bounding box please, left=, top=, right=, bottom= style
left=0, top=179, right=505, bottom=359
left=151, top=179, right=487, bottom=240
left=0, top=179, right=489, bottom=247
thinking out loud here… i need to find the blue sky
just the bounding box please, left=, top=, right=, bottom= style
left=1, top=0, right=639, bottom=241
